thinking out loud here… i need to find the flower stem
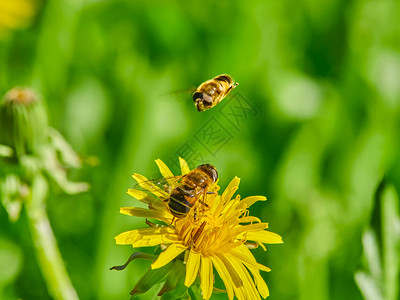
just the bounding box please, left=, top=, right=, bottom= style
left=26, top=174, right=78, bottom=300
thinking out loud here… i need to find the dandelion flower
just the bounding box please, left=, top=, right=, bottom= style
left=114, top=158, right=283, bottom=299
left=0, top=0, right=37, bottom=37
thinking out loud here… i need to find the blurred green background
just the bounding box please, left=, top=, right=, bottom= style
left=1, top=0, right=400, bottom=299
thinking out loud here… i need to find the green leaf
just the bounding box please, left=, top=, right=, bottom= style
left=0, top=237, right=23, bottom=285
left=362, top=229, right=381, bottom=282
left=354, top=271, right=383, bottom=300
left=356, top=182, right=400, bottom=300
left=0, top=174, right=25, bottom=221
left=382, top=185, right=400, bottom=300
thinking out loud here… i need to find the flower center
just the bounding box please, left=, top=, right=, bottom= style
left=175, top=204, right=246, bottom=255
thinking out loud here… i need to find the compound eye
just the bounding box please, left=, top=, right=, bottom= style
left=209, top=167, right=218, bottom=182
left=193, top=92, right=204, bottom=102
left=198, top=164, right=218, bottom=182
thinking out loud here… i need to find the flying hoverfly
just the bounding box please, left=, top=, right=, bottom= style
left=192, top=74, right=239, bottom=112
left=136, top=164, right=218, bottom=218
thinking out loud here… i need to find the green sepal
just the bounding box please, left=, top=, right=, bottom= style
left=161, top=290, right=190, bottom=300
left=110, top=252, right=157, bottom=271
left=159, top=260, right=188, bottom=299
left=187, top=282, right=203, bottom=300
left=0, top=174, right=25, bottom=221
left=129, top=262, right=172, bottom=297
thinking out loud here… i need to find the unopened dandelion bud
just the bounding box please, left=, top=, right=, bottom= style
left=0, top=87, right=48, bottom=158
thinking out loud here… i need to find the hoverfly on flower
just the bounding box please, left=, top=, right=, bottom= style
left=133, top=163, right=218, bottom=218
left=113, top=158, right=283, bottom=300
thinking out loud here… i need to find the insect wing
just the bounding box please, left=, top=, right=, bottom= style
left=132, top=175, right=183, bottom=205
left=161, top=88, right=196, bottom=104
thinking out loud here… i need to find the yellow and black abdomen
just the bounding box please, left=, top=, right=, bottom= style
left=214, top=74, right=234, bottom=85
left=168, top=187, right=194, bottom=217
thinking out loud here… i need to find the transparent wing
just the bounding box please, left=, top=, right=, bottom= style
left=132, top=174, right=214, bottom=218
left=133, top=175, right=184, bottom=199
left=131, top=175, right=186, bottom=213
left=160, top=88, right=199, bottom=112
left=160, top=88, right=196, bottom=104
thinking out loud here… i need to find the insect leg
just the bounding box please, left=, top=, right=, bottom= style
left=146, top=219, right=167, bottom=228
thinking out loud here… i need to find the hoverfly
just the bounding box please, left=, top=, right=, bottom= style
left=193, top=74, right=239, bottom=112
left=135, top=164, right=218, bottom=218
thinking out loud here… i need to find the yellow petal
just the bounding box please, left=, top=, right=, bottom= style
left=259, top=242, right=266, bottom=251
left=115, top=227, right=177, bottom=247
left=179, top=157, right=191, bottom=175
left=227, top=248, right=270, bottom=273
left=237, top=196, right=267, bottom=209
left=234, top=244, right=271, bottom=272
left=221, top=177, right=240, bottom=206
left=132, top=173, right=169, bottom=198
left=234, top=223, right=268, bottom=238
left=210, top=255, right=234, bottom=300
left=239, top=216, right=262, bottom=224
left=155, top=159, right=176, bottom=187
left=151, top=243, right=187, bottom=269
left=184, top=250, right=201, bottom=287
left=200, top=256, right=213, bottom=300
left=247, top=230, right=283, bottom=244
left=221, top=198, right=240, bottom=214
left=229, top=258, right=260, bottom=300
left=127, top=189, right=165, bottom=210
left=248, top=266, right=269, bottom=298
left=210, top=194, right=222, bottom=214
left=218, top=254, right=243, bottom=288
left=234, top=246, right=270, bottom=297
left=127, top=189, right=150, bottom=202
left=184, top=250, right=190, bottom=264
left=217, top=254, right=247, bottom=300
left=120, top=207, right=170, bottom=221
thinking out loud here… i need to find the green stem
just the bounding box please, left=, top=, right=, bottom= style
left=26, top=174, right=78, bottom=300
